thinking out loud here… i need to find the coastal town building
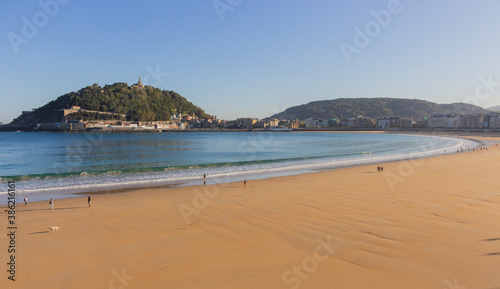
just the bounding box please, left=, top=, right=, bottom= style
left=327, top=118, right=338, bottom=127
left=399, top=117, right=414, bottom=128
left=171, top=113, right=181, bottom=120
left=338, top=117, right=375, bottom=128
left=182, top=114, right=194, bottom=121
left=355, top=117, right=376, bottom=128
left=236, top=118, right=258, bottom=128
left=483, top=113, right=500, bottom=129
left=36, top=121, right=85, bottom=132
left=377, top=117, right=400, bottom=129
left=340, top=118, right=355, bottom=128
left=424, top=114, right=489, bottom=129
left=62, top=106, right=81, bottom=116
left=292, top=119, right=302, bottom=129
left=304, top=118, right=321, bottom=128
left=305, top=117, right=374, bottom=128
left=460, top=114, right=483, bottom=129
left=268, top=118, right=280, bottom=127
left=426, top=115, right=459, bottom=129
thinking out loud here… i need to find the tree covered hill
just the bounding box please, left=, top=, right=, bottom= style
left=269, top=98, right=490, bottom=121
left=11, top=82, right=208, bottom=124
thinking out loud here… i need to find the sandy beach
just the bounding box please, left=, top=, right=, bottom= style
left=1, top=134, right=500, bottom=289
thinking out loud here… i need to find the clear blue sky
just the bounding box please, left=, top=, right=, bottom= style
left=2, top=0, right=500, bottom=123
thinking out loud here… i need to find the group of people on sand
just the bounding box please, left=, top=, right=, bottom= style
left=376, top=166, right=384, bottom=172
left=24, top=196, right=56, bottom=210
left=457, top=145, right=490, bottom=153
left=28, top=174, right=251, bottom=211
left=22, top=195, right=91, bottom=210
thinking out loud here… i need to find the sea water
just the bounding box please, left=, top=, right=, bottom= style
left=0, top=131, right=479, bottom=203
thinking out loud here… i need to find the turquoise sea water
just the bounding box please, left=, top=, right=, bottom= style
left=0, top=132, right=478, bottom=202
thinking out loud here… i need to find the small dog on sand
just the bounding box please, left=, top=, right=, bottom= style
left=49, top=226, right=60, bottom=232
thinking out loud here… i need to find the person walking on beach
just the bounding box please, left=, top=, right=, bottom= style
left=381, top=166, right=384, bottom=172
left=203, top=174, right=206, bottom=179
left=244, top=180, right=247, bottom=187
left=49, top=198, right=54, bottom=210
left=24, top=196, right=28, bottom=206
left=88, top=195, right=91, bottom=207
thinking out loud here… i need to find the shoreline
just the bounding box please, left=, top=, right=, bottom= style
left=0, top=132, right=483, bottom=204
left=2, top=133, right=494, bottom=208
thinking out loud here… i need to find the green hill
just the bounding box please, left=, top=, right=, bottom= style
left=11, top=82, right=208, bottom=124
left=269, top=98, right=490, bottom=121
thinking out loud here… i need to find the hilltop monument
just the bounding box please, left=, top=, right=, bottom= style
left=131, top=77, right=145, bottom=89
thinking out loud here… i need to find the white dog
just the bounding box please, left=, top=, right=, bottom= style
left=49, top=226, right=60, bottom=232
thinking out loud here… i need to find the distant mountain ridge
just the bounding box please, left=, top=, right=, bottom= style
left=487, top=105, right=500, bottom=112
left=269, top=98, right=491, bottom=121
left=11, top=81, right=208, bottom=124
